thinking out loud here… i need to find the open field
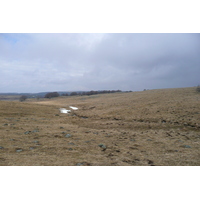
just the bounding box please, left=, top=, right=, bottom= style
left=0, top=87, right=200, bottom=166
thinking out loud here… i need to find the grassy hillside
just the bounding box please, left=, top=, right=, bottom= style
left=0, top=87, right=200, bottom=165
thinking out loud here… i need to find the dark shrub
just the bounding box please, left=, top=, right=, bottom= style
left=19, top=95, right=28, bottom=102
left=196, top=85, right=200, bottom=93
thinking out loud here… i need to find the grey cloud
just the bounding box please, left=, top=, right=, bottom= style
left=0, top=33, right=199, bottom=93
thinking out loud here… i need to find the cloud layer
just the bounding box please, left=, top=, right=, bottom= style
left=0, top=33, right=199, bottom=92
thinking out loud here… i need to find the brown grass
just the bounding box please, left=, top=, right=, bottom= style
left=0, top=87, right=200, bottom=166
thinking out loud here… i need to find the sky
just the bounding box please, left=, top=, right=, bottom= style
left=0, top=33, right=200, bottom=93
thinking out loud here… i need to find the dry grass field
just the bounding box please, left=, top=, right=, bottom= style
left=0, top=87, right=200, bottom=166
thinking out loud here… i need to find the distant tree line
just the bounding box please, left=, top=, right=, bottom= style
left=19, top=90, right=128, bottom=100
left=62, top=90, right=122, bottom=97
left=44, top=92, right=60, bottom=99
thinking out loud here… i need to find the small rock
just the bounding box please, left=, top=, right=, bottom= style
left=65, top=134, right=72, bottom=138
left=184, top=145, right=191, bottom=148
left=55, top=114, right=59, bottom=116
left=98, top=144, right=107, bottom=150
left=68, top=142, right=75, bottom=145
left=60, top=127, right=64, bottom=129
left=29, top=147, right=34, bottom=150
left=114, top=118, right=120, bottom=120
left=93, top=132, right=98, bottom=135
left=85, top=141, right=90, bottom=143
left=32, top=129, right=39, bottom=133
left=130, top=139, right=135, bottom=141
left=148, top=160, right=154, bottom=165
left=16, top=149, right=23, bottom=153
left=68, top=148, right=73, bottom=151
left=76, top=162, right=90, bottom=166
left=178, top=140, right=183, bottom=143
left=0, top=146, right=4, bottom=149
left=33, top=140, right=39, bottom=143
left=76, top=163, right=84, bottom=166
left=24, top=131, right=31, bottom=135
left=4, top=123, right=8, bottom=126
left=62, top=132, right=67, bottom=134
left=147, top=139, right=152, bottom=141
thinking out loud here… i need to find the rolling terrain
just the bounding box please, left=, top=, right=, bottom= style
left=0, top=87, right=200, bottom=166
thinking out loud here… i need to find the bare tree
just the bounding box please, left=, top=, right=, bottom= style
left=19, top=95, right=28, bottom=102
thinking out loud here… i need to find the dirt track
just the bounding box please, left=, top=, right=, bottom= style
left=0, top=87, right=200, bottom=165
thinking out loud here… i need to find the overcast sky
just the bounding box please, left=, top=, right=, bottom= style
left=0, top=33, right=199, bottom=93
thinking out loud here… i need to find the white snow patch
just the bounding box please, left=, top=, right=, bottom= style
left=59, top=108, right=71, bottom=114
left=69, top=106, right=78, bottom=110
